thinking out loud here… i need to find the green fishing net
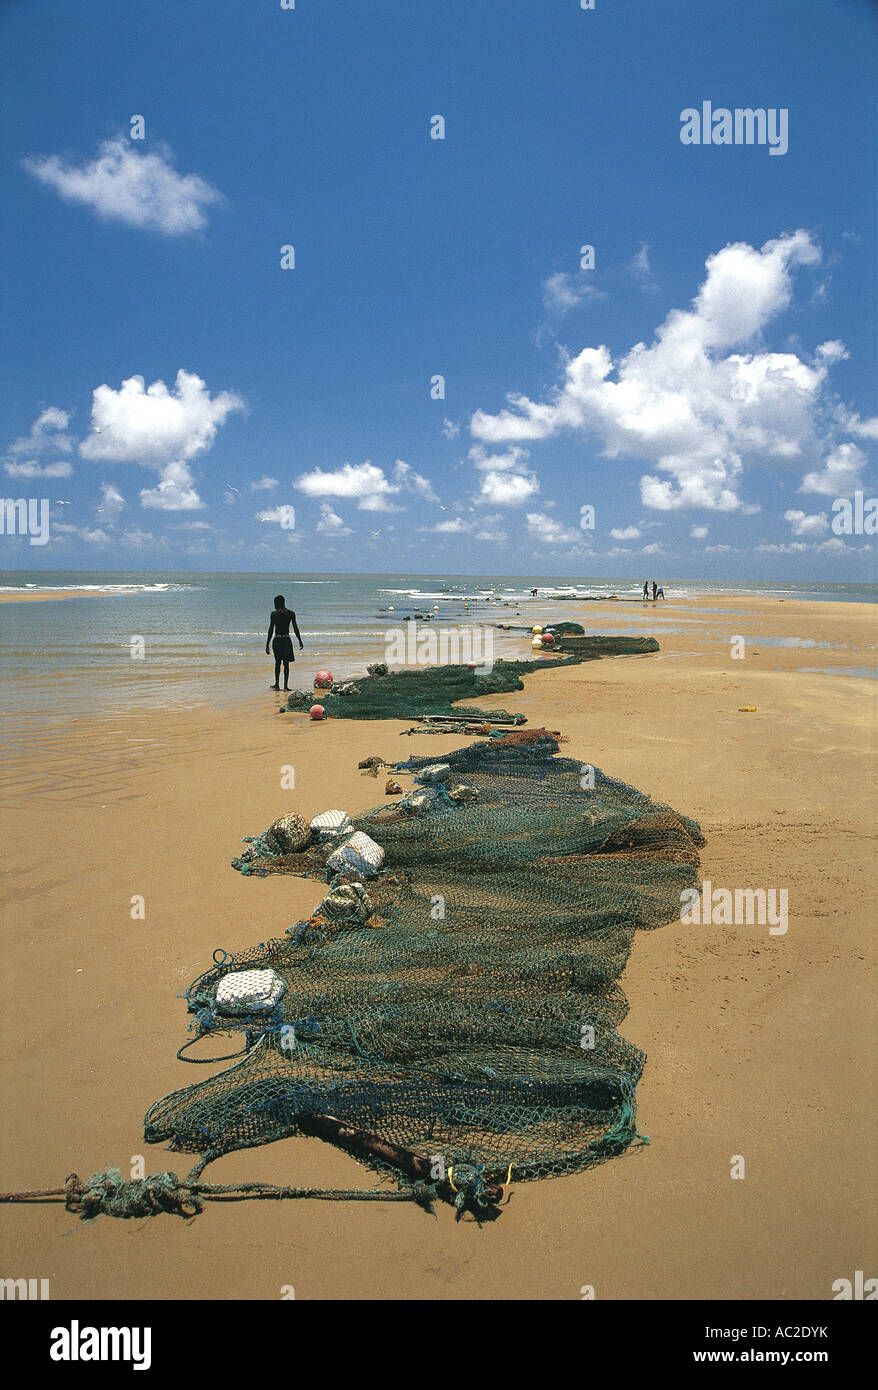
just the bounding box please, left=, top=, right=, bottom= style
left=145, top=737, right=703, bottom=1206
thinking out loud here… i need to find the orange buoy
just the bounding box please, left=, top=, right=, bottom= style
left=314, top=670, right=333, bottom=689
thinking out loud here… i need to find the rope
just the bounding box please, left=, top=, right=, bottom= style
left=0, top=1169, right=434, bottom=1221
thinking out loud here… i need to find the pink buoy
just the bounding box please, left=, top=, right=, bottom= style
left=466, top=660, right=477, bottom=670
left=310, top=704, right=326, bottom=721
left=314, top=670, right=333, bottom=689
left=541, top=632, right=555, bottom=646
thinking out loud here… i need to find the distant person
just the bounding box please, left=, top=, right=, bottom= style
left=531, top=587, right=538, bottom=597
left=642, top=580, right=649, bottom=600
left=265, top=595, right=303, bottom=691
left=652, top=581, right=658, bottom=601
left=656, top=585, right=665, bottom=600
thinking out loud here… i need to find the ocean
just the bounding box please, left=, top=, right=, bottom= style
left=1, top=570, right=876, bottom=715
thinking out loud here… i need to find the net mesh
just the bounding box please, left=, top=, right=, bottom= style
left=145, top=738, right=703, bottom=1198
left=281, top=646, right=656, bottom=721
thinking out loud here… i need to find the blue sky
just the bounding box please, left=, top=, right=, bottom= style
left=1, top=0, right=876, bottom=579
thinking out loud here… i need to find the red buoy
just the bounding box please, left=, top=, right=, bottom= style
left=310, top=704, right=326, bottom=720
left=314, top=670, right=333, bottom=689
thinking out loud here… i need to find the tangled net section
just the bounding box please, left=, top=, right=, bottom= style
left=145, top=738, right=703, bottom=1209
left=280, top=645, right=657, bottom=722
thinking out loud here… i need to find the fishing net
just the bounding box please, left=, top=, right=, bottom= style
left=282, top=644, right=654, bottom=721
left=145, top=737, right=704, bottom=1207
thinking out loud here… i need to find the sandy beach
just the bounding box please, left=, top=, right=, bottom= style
left=1, top=593, right=875, bottom=1300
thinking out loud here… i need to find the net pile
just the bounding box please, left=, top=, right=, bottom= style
left=553, top=635, right=659, bottom=658
left=145, top=738, right=703, bottom=1206
left=281, top=657, right=568, bottom=721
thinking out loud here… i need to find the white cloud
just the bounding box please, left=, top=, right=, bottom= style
left=441, top=419, right=460, bottom=439
left=256, top=504, right=296, bottom=525
left=431, top=517, right=470, bottom=533
left=315, top=503, right=352, bottom=536
left=526, top=512, right=581, bottom=544
left=80, top=369, right=244, bottom=467
left=542, top=271, right=605, bottom=315
left=641, top=541, right=666, bottom=555
left=480, top=471, right=539, bottom=505
left=690, top=525, right=709, bottom=539
left=840, top=412, right=878, bottom=441
left=251, top=475, right=279, bottom=491
left=4, top=459, right=73, bottom=478
left=79, top=527, right=110, bottom=544
left=471, top=231, right=852, bottom=512
left=629, top=242, right=658, bottom=293
left=120, top=526, right=164, bottom=549
left=140, top=460, right=204, bottom=511
left=23, top=136, right=224, bottom=236
left=468, top=444, right=539, bottom=506
left=610, top=525, right=640, bottom=540
left=8, top=407, right=73, bottom=457
left=295, top=460, right=400, bottom=512
left=174, top=520, right=214, bottom=531
left=800, top=442, right=868, bottom=496
left=393, top=459, right=439, bottom=504
left=97, top=482, right=125, bottom=517
left=756, top=541, right=808, bottom=554
left=704, top=544, right=736, bottom=554
left=784, top=508, right=829, bottom=537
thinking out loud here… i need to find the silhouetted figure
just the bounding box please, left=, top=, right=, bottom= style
left=642, top=580, right=649, bottom=600
left=652, top=581, right=658, bottom=601
left=656, top=585, right=665, bottom=600
left=266, top=594, right=303, bottom=691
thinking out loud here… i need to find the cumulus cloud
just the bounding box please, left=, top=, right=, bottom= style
left=471, top=231, right=868, bottom=512
left=78, top=369, right=243, bottom=510
left=294, top=459, right=437, bottom=512
left=140, top=461, right=205, bottom=511
left=690, top=525, right=709, bottom=539
left=784, top=508, right=829, bottom=536
left=251, top=475, right=278, bottom=491
left=23, top=136, right=224, bottom=236
left=526, top=512, right=582, bottom=544
left=468, top=444, right=539, bottom=506
left=81, top=370, right=244, bottom=467
left=800, top=442, right=868, bottom=496
left=4, top=459, right=73, bottom=478
left=441, top=419, right=460, bottom=439
left=315, top=503, right=352, bottom=536
left=610, top=525, right=641, bottom=540
left=8, top=407, right=73, bottom=457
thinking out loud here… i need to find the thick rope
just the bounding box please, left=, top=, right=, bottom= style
left=0, top=1169, right=437, bottom=1220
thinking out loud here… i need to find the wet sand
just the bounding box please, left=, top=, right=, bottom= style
left=0, top=594, right=875, bottom=1299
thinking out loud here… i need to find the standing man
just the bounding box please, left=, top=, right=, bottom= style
left=266, top=594, right=303, bottom=691
left=643, top=580, right=650, bottom=600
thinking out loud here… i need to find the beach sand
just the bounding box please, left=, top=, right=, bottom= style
left=1, top=594, right=875, bottom=1299
left=0, top=589, right=122, bottom=603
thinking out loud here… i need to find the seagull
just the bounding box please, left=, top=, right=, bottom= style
left=54, top=500, right=70, bottom=505
left=225, top=484, right=239, bottom=494
left=369, top=531, right=380, bottom=538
